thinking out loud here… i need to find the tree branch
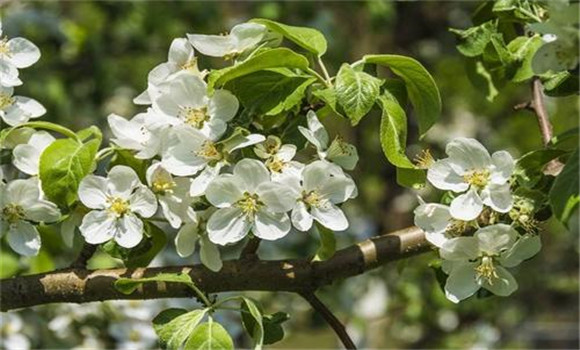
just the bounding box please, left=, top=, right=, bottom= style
left=240, top=236, right=261, bottom=260
left=300, top=291, right=356, bottom=349
left=531, top=77, right=553, bottom=147
left=0, top=226, right=429, bottom=311
left=70, top=242, right=98, bottom=268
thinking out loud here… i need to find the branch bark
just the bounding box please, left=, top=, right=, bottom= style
left=531, top=77, right=553, bottom=147
left=0, top=226, right=429, bottom=311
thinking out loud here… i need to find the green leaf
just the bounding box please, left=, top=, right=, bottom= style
left=449, top=21, right=497, bottom=57
left=466, top=59, right=499, bottom=101
left=76, top=125, right=103, bottom=143
left=185, top=317, right=234, bottom=350
left=396, top=167, right=427, bottom=189
left=549, top=148, right=579, bottom=224
left=38, top=138, right=100, bottom=207
left=114, top=272, right=195, bottom=295
left=542, top=71, right=580, bottom=97
left=312, top=224, right=336, bottom=261
left=262, top=312, right=289, bottom=345
left=515, top=148, right=567, bottom=184
left=335, top=63, right=382, bottom=125
left=153, top=308, right=207, bottom=350
left=240, top=298, right=264, bottom=350
left=364, top=54, right=441, bottom=136
left=250, top=19, right=327, bottom=56
left=377, top=92, right=414, bottom=168
left=209, top=48, right=310, bottom=88
left=225, top=69, right=315, bottom=116
left=506, top=35, right=543, bottom=82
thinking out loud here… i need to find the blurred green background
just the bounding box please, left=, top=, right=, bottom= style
left=1, top=1, right=578, bottom=349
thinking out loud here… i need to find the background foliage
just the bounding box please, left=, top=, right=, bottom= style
left=1, top=1, right=578, bottom=349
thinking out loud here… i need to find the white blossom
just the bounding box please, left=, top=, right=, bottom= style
left=427, top=137, right=514, bottom=221
left=254, top=135, right=304, bottom=181
left=187, top=23, right=266, bottom=58
left=162, top=125, right=264, bottom=197
left=286, top=160, right=356, bottom=232
left=413, top=202, right=469, bottom=248
left=0, top=177, right=60, bottom=256
left=0, top=85, right=46, bottom=126
left=205, top=159, right=295, bottom=245
left=153, top=73, right=239, bottom=140
left=0, top=21, right=41, bottom=87
left=175, top=208, right=222, bottom=272
left=440, top=224, right=541, bottom=303
left=78, top=166, right=157, bottom=248
left=299, top=110, right=359, bottom=170
left=107, top=110, right=167, bottom=159
left=12, top=130, right=55, bottom=176
left=146, top=162, right=196, bottom=229
left=134, top=38, right=206, bottom=105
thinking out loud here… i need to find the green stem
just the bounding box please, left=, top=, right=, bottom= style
left=18, top=121, right=82, bottom=143
left=317, top=56, right=333, bottom=87
left=307, top=68, right=331, bottom=88
left=187, top=282, right=213, bottom=308
left=95, top=147, right=115, bottom=161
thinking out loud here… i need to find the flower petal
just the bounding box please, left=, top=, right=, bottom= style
left=207, top=207, right=251, bottom=245
left=168, top=38, right=193, bottom=65
left=7, top=221, right=41, bottom=256
left=449, top=188, right=483, bottom=221
left=79, top=210, right=116, bottom=245
left=190, top=163, right=222, bottom=197
left=107, top=165, right=140, bottom=198
left=115, top=214, right=144, bottom=248
left=187, top=33, right=234, bottom=57
left=445, top=137, right=492, bottom=171
left=427, top=159, right=469, bottom=192
left=256, top=182, right=295, bottom=212
left=311, top=203, right=349, bottom=231
left=299, top=110, right=329, bottom=151
left=200, top=236, right=223, bottom=272
left=230, top=23, right=266, bottom=51
left=291, top=202, right=314, bottom=232
left=13, top=96, right=46, bottom=119
left=129, top=186, right=158, bottom=218
left=175, top=223, right=199, bottom=258
left=413, top=203, right=452, bottom=248
left=7, top=178, right=40, bottom=208
left=253, top=210, right=291, bottom=241
left=233, top=159, right=270, bottom=192
left=25, top=200, right=60, bottom=223
left=440, top=237, right=479, bottom=261
left=7, top=37, right=41, bottom=68
left=490, top=150, right=514, bottom=184
left=499, top=234, right=541, bottom=268
left=205, top=175, right=243, bottom=208
left=481, top=183, right=513, bottom=213
left=12, top=144, right=42, bottom=175
left=78, top=175, right=109, bottom=209
left=480, top=265, right=518, bottom=297
left=209, top=89, right=239, bottom=123
left=444, top=262, right=479, bottom=303
left=474, top=224, right=517, bottom=256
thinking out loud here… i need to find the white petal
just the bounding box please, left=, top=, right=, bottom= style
left=413, top=203, right=452, bottom=248
left=2, top=105, right=29, bottom=126
left=256, top=182, right=295, bottom=212
left=291, top=202, right=314, bottom=232
left=474, top=224, right=517, bottom=255
left=168, top=38, right=193, bottom=65
left=190, top=163, right=222, bottom=197
left=0, top=60, right=21, bottom=87
left=445, top=137, right=492, bottom=170
left=319, top=176, right=356, bottom=204
left=7, top=178, right=40, bottom=207
left=78, top=175, right=109, bottom=209
left=200, top=236, right=222, bottom=272
left=108, top=113, right=148, bottom=151
left=223, top=133, right=265, bottom=153
left=299, top=110, right=329, bottom=151
left=427, top=159, right=469, bottom=192
left=277, top=144, right=297, bottom=162
left=159, top=197, right=182, bottom=229
left=175, top=223, right=199, bottom=258
left=481, top=183, right=513, bottom=213
left=161, top=128, right=208, bottom=176
left=311, top=203, right=349, bottom=231
left=7, top=37, right=41, bottom=68
left=440, top=237, right=479, bottom=261
left=302, top=160, right=331, bottom=191
left=205, top=175, right=243, bottom=208
left=187, top=33, right=235, bottom=57
left=230, top=23, right=266, bottom=51
left=326, top=137, right=359, bottom=170
left=7, top=221, right=41, bottom=256
left=233, top=159, right=270, bottom=192
left=207, top=207, right=252, bottom=245
left=490, top=150, right=514, bottom=184
left=253, top=210, right=291, bottom=241
left=209, top=89, right=238, bottom=123
left=13, top=96, right=46, bottom=119
left=107, top=166, right=140, bottom=198
left=155, top=74, right=206, bottom=117
left=130, top=186, right=158, bottom=218
left=499, top=235, right=541, bottom=268
left=444, top=262, right=479, bottom=303
left=79, top=210, right=116, bottom=245
left=449, top=188, right=484, bottom=221
left=12, top=144, right=42, bottom=175
left=115, top=214, right=144, bottom=248
left=25, top=200, right=60, bottom=223
left=480, top=265, right=518, bottom=297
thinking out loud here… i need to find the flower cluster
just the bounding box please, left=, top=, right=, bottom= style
left=0, top=23, right=61, bottom=256
left=414, top=138, right=541, bottom=302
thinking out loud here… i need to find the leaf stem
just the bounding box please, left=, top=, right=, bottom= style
left=307, top=67, right=331, bottom=88
left=317, top=56, right=333, bottom=87
left=20, top=121, right=82, bottom=143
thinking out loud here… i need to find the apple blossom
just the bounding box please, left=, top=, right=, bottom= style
left=0, top=85, right=46, bottom=126
left=427, top=137, right=514, bottom=221
left=254, top=135, right=304, bottom=181
left=0, top=20, right=40, bottom=87
left=413, top=202, right=470, bottom=248
left=187, top=23, right=266, bottom=59
left=78, top=165, right=157, bottom=248
left=175, top=208, right=222, bottom=272
left=107, top=110, right=167, bottom=159
left=12, top=130, right=55, bottom=176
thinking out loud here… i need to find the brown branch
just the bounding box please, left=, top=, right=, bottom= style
left=300, top=291, right=356, bottom=349
left=531, top=77, right=553, bottom=147
left=0, top=226, right=429, bottom=311
left=240, top=236, right=261, bottom=260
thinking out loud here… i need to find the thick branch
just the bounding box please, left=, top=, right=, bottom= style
left=0, top=226, right=429, bottom=311
left=301, top=291, right=357, bottom=349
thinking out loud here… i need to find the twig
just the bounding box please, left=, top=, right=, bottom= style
left=70, top=242, right=97, bottom=268
left=300, top=291, right=357, bottom=349
left=240, top=237, right=261, bottom=260
left=531, top=77, right=553, bottom=147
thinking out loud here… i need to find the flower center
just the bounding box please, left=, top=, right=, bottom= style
left=0, top=93, right=15, bottom=110
left=463, top=169, right=490, bottom=189
left=181, top=106, right=209, bottom=129
left=302, top=190, right=324, bottom=208
left=2, top=203, right=25, bottom=224
left=107, top=197, right=130, bottom=218
left=474, top=255, right=499, bottom=285
left=195, top=141, right=223, bottom=161
left=0, top=37, right=11, bottom=57
left=180, top=58, right=199, bottom=72
left=265, top=156, right=285, bottom=173
left=152, top=179, right=176, bottom=195
left=445, top=219, right=469, bottom=236
left=236, top=192, right=263, bottom=218
left=414, top=149, right=434, bottom=169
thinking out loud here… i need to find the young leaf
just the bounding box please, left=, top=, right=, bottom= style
left=335, top=63, right=382, bottom=125
left=250, top=19, right=327, bottom=56
left=38, top=138, right=100, bottom=207
left=377, top=92, right=415, bottom=168
left=185, top=317, right=234, bottom=350
left=312, top=224, right=336, bottom=261
left=364, top=54, right=441, bottom=136
left=262, top=312, right=289, bottom=345
left=240, top=297, right=264, bottom=350
left=153, top=308, right=208, bottom=350
left=506, top=35, right=543, bottom=82
left=396, top=167, right=427, bottom=189
left=114, top=272, right=195, bottom=295
left=209, top=48, right=310, bottom=87
left=449, top=21, right=497, bottom=57
left=549, top=148, right=579, bottom=224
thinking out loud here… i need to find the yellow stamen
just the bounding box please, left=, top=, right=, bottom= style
left=236, top=192, right=262, bottom=218
left=463, top=169, right=490, bottom=189
left=2, top=203, right=25, bottom=224
left=152, top=179, right=176, bottom=195
left=196, top=141, right=222, bottom=161
left=107, top=197, right=130, bottom=218
left=265, top=156, right=285, bottom=173
left=0, top=93, right=15, bottom=110
left=180, top=58, right=199, bottom=72
left=475, top=256, right=499, bottom=285
left=302, top=190, right=324, bottom=208
left=414, top=149, right=434, bottom=169
left=181, top=106, right=209, bottom=129
left=0, top=37, right=11, bottom=57
left=445, top=219, right=469, bottom=236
